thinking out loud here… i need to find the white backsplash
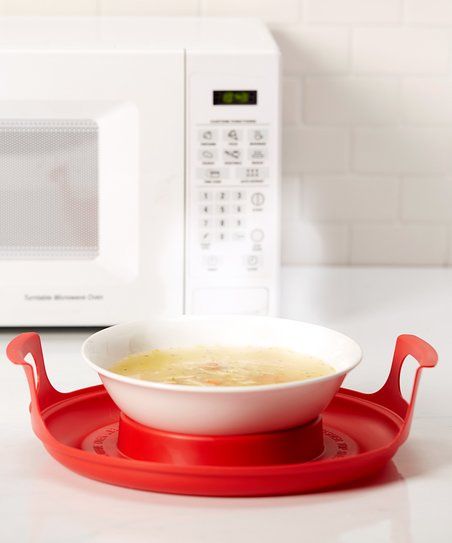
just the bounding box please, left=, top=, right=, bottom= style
left=3, top=0, right=451, bottom=266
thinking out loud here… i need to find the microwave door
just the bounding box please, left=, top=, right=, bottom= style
left=0, top=104, right=139, bottom=292
left=0, top=50, right=185, bottom=326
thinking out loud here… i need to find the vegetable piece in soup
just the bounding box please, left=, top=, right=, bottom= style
left=109, top=346, right=335, bottom=387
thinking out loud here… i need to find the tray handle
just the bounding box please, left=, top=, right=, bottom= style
left=368, top=334, right=437, bottom=441
left=6, top=332, right=65, bottom=412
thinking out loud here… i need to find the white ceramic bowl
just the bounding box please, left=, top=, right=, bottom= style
left=82, top=316, right=362, bottom=436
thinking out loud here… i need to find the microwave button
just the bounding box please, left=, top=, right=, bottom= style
left=199, top=204, right=213, bottom=215
left=199, top=231, right=213, bottom=244
left=199, top=218, right=213, bottom=229
left=231, top=231, right=246, bottom=241
left=216, top=204, right=228, bottom=215
left=246, top=168, right=259, bottom=178
left=208, top=169, right=221, bottom=179
left=248, top=128, right=268, bottom=144
left=250, top=228, right=265, bottom=243
left=216, top=231, right=228, bottom=242
left=199, top=129, right=218, bottom=143
left=197, top=168, right=228, bottom=181
left=232, top=217, right=246, bottom=228
left=204, top=255, right=220, bottom=268
left=192, top=288, right=269, bottom=315
left=232, top=190, right=246, bottom=201
left=223, top=128, right=243, bottom=142
left=245, top=254, right=261, bottom=268
left=232, top=204, right=245, bottom=214
left=251, top=192, right=265, bottom=206
left=223, top=148, right=242, bottom=163
left=238, top=167, right=268, bottom=180
left=199, top=148, right=218, bottom=162
left=217, top=217, right=228, bottom=228
left=216, top=190, right=229, bottom=201
left=198, top=190, right=213, bottom=201
left=249, top=147, right=267, bottom=161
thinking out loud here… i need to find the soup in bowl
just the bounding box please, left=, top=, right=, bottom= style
left=82, top=316, right=362, bottom=435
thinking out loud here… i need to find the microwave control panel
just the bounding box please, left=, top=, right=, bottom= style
left=185, top=68, right=280, bottom=316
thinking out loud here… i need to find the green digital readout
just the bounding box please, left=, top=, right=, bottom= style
left=213, top=90, right=257, bottom=105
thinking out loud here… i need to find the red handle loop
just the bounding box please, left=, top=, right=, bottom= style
left=6, top=332, right=64, bottom=412
left=369, top=334, right=437, bottom=442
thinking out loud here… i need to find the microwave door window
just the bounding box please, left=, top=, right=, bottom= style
left=0, top=119, right=98, bottom=259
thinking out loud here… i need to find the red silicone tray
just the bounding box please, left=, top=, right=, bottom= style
left=6, top=332, right=437, bottom=497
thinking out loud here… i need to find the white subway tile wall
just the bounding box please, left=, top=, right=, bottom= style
left=98, top=0, right=199, bottom=16
left=352, top=28, right=449, bottom=74
left=351, top=224, right=448, bottom=265
left=401, top=177, right=452, bottom=221
left=3, top=0, right=452, bottom=266
left=353, top=127, right=452, bottom=174
left=302, top=175, right=399, bottom=221
left=2, top=1, right=98, bottom=15
left=305, top=0, right=401, bottom=24
left=404, top=0, right=452, bottom=24
left=304, top=77, right=401, bottom=124
left=282, top=77, right=302, bottom=125
left=201, top=0, right=300, bottom=23
left=283, top=221, right=350, bottom=264
left=274, top=26, right=350, bottom=74
left=283, top=126, right=350, bottom=173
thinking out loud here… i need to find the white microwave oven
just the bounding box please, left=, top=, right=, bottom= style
left=0, top=17, right=280, bottom=326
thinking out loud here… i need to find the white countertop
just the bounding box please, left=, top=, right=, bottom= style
left=1, top=266, right=451, bottom=543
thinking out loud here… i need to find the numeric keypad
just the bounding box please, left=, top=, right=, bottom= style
left=198, top=189, right=251, bottom=245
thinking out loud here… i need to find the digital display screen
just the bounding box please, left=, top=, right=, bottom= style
left=213, top=90, right=257, bottom=105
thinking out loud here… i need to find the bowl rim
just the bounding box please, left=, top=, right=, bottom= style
left=81, top=316, right=363, bottom=394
